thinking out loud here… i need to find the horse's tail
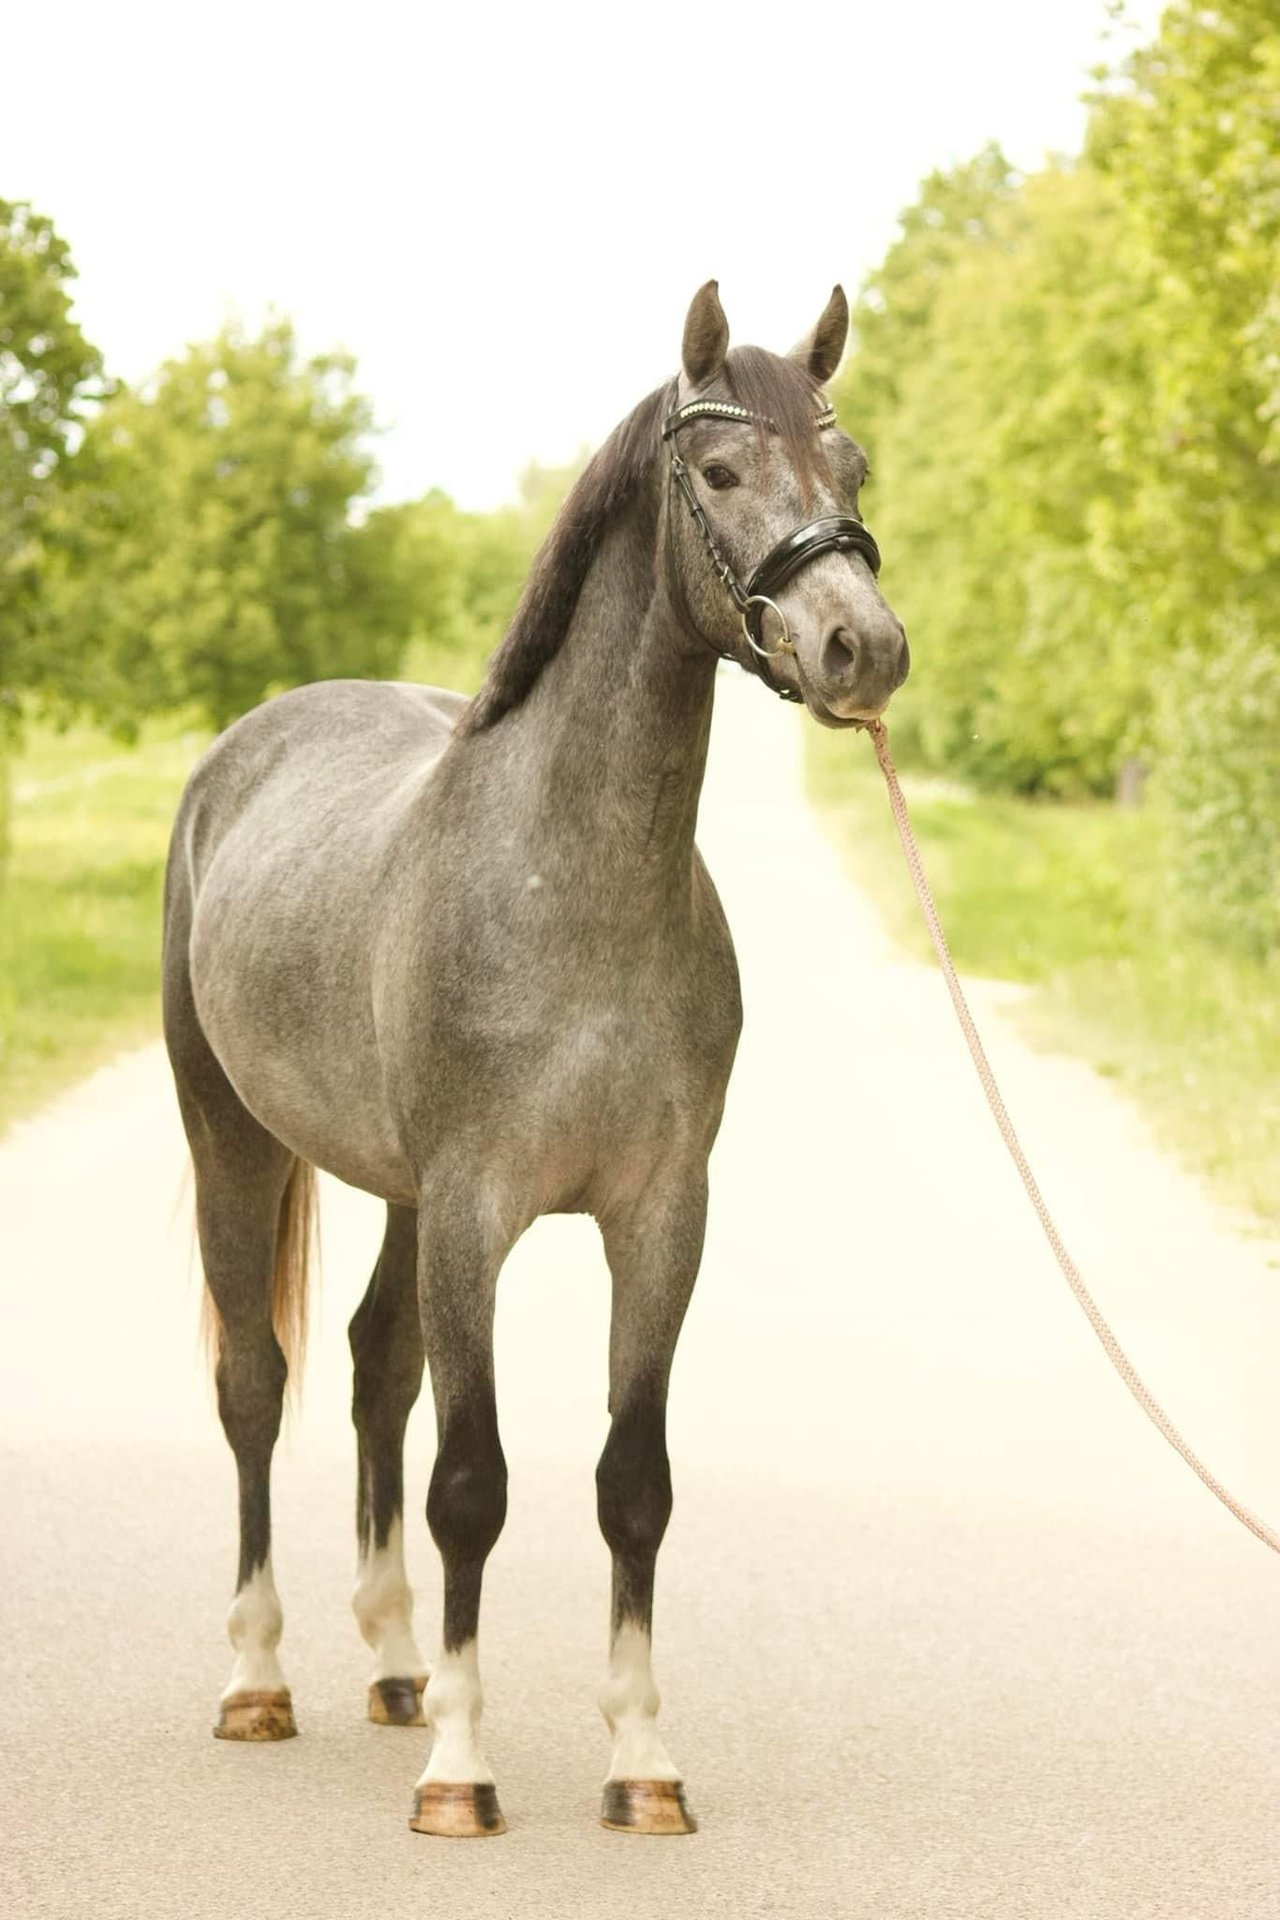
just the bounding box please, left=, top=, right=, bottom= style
left=270, top=1160, right=317, bottom=1403
left=200, top=1159, right=318, bottom=1407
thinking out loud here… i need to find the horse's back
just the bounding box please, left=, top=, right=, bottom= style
left=170, top=679, right=467, bottom=890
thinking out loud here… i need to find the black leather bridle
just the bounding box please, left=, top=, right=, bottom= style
left=662, top=393, right=882, bottom=702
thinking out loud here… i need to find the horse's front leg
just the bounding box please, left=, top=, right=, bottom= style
left=595, top=1170, right=707, bottom=1835
left=409, top=1171, right=516, bottom=1839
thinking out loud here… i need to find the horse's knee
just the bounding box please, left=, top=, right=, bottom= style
left=427, top=1430, right=508, bottom=1565
left=596, top=1407, right=672, bottom=1562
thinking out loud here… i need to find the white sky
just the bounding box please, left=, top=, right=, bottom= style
left=2, top=0, right=1164, bottom=508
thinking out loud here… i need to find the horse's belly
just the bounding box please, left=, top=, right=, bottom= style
left=189, top=901, right=419, bottom=1207
left=212, top=1039, right=419, bottom=1207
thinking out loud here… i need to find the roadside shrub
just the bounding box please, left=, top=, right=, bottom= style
left=1152, top=622, right=1280, bottom=959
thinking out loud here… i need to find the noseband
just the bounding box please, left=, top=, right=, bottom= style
left=662, top=395, right=882, bottom=703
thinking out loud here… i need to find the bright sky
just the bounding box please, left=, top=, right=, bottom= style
left=3, top=0, right=1163, bottom=508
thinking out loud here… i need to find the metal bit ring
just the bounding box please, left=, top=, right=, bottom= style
left=742, top=595, right=794, bottom=659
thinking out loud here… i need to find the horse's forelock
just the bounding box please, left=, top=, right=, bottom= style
left=721, top=345, right=831, bottom=505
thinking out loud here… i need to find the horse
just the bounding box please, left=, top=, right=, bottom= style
left=161, top=280, right=908, bottom=1838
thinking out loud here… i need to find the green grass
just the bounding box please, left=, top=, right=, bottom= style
left=807, top=730, right=1280, bottom=1231
left=0, top=720, right=208, bottom=1132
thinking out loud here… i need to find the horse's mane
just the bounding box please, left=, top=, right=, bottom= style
left=459, top=347, right=829, bottom=734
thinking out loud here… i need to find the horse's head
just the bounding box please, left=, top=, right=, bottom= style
left=664, top=281, right=908, bottom=725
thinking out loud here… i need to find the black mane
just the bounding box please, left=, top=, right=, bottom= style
left=460, top=348, right=828, bottom=733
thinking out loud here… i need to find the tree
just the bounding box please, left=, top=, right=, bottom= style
left=837, top=156, right=1153, bottom=791
left=0, top=199, right=106, bottom=854
left=1087, top=0, right=1280, bottom=650
left=390, top=453, right=583, bottom=691
left=833, top=0, right=1280, bottom=949
left=1091, top=0, right=1280, bottom=953
left=841, top=144, right=1019, bottom=460
left=44, top=319, right=410, bottom=732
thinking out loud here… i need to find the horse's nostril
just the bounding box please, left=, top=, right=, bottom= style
left=822, top=626, right=860, bottom=685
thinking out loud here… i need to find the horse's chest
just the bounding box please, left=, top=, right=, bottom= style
left=545, top=1001, right=676, bottom=1121
left=392, top=860, right=742, bottom=1204
left=446, top=951, right=737, bottom=1202
left=519, top=998, right=722, bottom=1199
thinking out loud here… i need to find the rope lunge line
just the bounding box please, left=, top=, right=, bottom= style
left=865, top=718, right=1280, bottom=1558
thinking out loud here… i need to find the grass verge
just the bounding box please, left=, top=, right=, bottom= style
left=0, top=720, right=207, bottom=1134
left=807, top=730, right=1280, bottom=1232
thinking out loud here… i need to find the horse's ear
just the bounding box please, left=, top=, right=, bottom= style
left=789, top=285, right=849, bottom=384
left=682, top=280, right=730, bottom=387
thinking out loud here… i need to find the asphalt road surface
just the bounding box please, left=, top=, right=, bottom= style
left=3, top=676, right=1278, bottom=1919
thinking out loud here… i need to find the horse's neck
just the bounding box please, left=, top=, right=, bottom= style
left=492, top=514, right=718, bottom=905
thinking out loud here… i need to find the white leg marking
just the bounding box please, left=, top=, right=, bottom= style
left=417, top=1641, right=493, bottom=1786
left=352, top=1518, right=428, bottom=1681
left=600, top=1620, right=680, bottom=1782
left=223, top=1559, right=286, bottom=1698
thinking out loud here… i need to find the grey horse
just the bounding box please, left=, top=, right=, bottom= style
left=162, top=281, right=908, bottom=1838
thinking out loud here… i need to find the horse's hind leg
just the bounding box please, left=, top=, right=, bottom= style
left=595, top=1172, right=707, bottom=1835
left=350, top=1203, right=429, bottom=1725
left=165, top=928, right=306, bottom=1741
left=202, top=1157, right=304, bottom=1740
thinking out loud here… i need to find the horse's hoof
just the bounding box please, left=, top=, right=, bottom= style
left=600, top=1779, right=697, bottom=1834
left=368, top=1675, right=428, bottom=1726
left=409, top=1782, right=507, bottom=1838
left=214, top=1688, right=297, bottom=1741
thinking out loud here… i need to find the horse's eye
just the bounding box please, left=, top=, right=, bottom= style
left=701, top=463, right=738, bottom=491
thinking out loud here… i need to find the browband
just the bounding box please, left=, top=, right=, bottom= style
left=661, top=396, right=838, bottom=439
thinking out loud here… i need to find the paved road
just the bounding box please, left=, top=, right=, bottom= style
left=4, top=678, right=1278, bottom=1919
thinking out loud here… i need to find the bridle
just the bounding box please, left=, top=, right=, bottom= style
left=661, top=393, right=883, bottom=703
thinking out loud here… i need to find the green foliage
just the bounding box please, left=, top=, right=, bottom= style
left=834, top=0, right=1280, bottom=953
left=1087, top=0, right=1280, bottom=639
left=393, top=455, right=583, bottom=691
left=0, top=199, right=106, bottom=683
left=0, top=718, right=205, bottom=1130
left=844, top=143, right=1020, bottom=453
left=1152, top=623, right=1280, bottom=959
left=808, top=731, right=1280, bottom=1227
left=42, top=319, right=409, bottom=731
left=838, top=158, right=1156, bottom=792
left=0, top=200, right=107, bottom=862
left=0, top=201, right=103, bottom=476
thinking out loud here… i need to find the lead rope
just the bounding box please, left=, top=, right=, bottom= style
left=866, top=717, right=1280, bottom=1557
